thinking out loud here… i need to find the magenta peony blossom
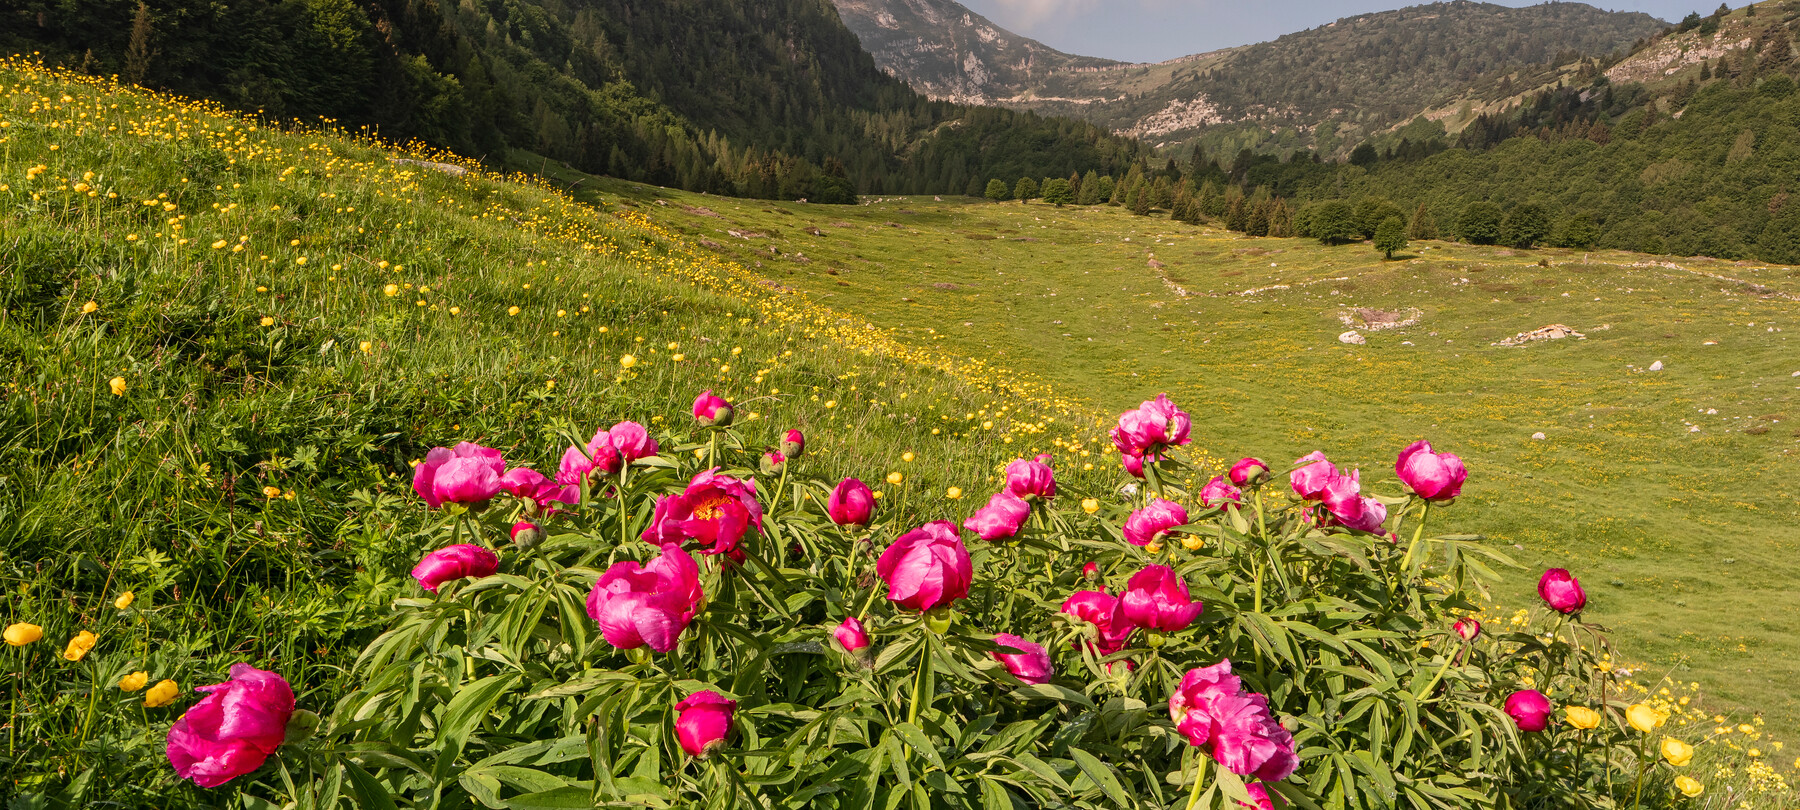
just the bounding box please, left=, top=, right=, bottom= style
left=1229, top=457, right=1269, bottom=487
left=413, top=442, right=505, bottom=508
left=1505, top=689, right=1553, bottom=732
left=1288, top=452, right=1337, bottom=501
left=876, top=521, right=973, bottom=611
left=641, top=469, right=763, bottom=557
left=166, top=664, right=296, bottom=788
left=1336, top=496, right=1389, bottom=534
left=1239, top=783, right=1276, bottom=810
left=673, top=690, right=736, bottom=758
left=692, top=390, right=734, bottom=427
left=1123, top=499, right=1188, bottom=547
left=1004, top=455, right=1056, bottom=500
left=586, top=544, right=703, bottom=652
left=780, top=429, right=805, bottom=459
left=832, top=616, right=870, bottom=653
left=1110, top=394, right=1192, bottom=456
left=410, top=544, right=500, bottom=593
left=499, top=467, right=548, bottom=498
left=1200, top=476, right=1244, bottom=508
left=1395, top=440, right=1467, bottom=502
left=1120, top=449, right=1148, bottom=479
left=1169, top=660, right=1242, bottom=748
left=1060, top=590, right=1134, bottom=655
left=991, top=633, right=1053, bottom=685
left=963, top=491, right=1031, bottom=542
left=1120, top=565, right=1203, bottom=632
left=607, top=421, right=658, bottom=462
left=1537, top=568, right=1587, bottom=614
left=1454, top=618, right=1481, bottom=641
left=1168, top=660, right=1297, bottom=783
left=827, top=478, right=875, bottom=527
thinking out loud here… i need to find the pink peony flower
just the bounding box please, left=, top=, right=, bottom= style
left=1060, top=590, right=1134, bottom=655
left=1168, top=659, right=1242, bottom=747
left=411, top=544, right=500, bottom=593
left=875, top=521, right=973, bottom=611
left=963, top=491, right=1031, bottom=542
left=1318, top=470, right=1363, bottom=521
left=991, top=633, right=1053, bottom=685
left=674, top=690, right=736, bottom=758
left=1110, top=394, right=1192, bottom=456
left=1120, top=449, right=1148, bottom=479
left=1004, top=455, right=1056, bottom=500
left=1120, top=565, right=1203, bottom=632
left=1337, top=496, right=1389, bottom=534
left=832, top=616, right=870, bottom=653
left=1505, top=689, right=1552, bottom=732
left=586, top=544, right=703, bottom=652
left=1454, top=618, right=1481, bottom=641
left=166, top=664, right=295, bottom=787
left=692, top=390, right=734, bottom=427
left=1395, top=440, right=1466, bottom=502
left=499, top=467, right=548, bottom=498
left=780, top=429, right=805, bottom=459
left=1200, top=475, right=1244, bottom=508
left=413, top=442, right=505, bottom=508
left=641, top=469, right=763, bottom=556
left=1229, top=457, right=1269, bottom=487
left=1123, top=499, right=1188, bottom=547
left=1168, top=660, right=1297, bottom=783
left=1537, top=568, right=1587, bottom=614
left=607, top=421, right=658, bottom=462
left=1287, top=452, right=1337, bottom=500
left=827, top=478, right=875, bottom=527
left=1239, top=783, right=1277, bottom=810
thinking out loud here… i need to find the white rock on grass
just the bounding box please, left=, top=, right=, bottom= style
left=1649, top=360, right=1664, bottom=371
left=1339, top=331, right=1367, bottom=345
left=1532, top=432, right=1547, bottom=441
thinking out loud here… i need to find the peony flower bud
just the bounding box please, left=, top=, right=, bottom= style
left=673, top=690, right=736, bottom=758
left=284, top=709, right=321, bottom=744
left=166, top=664, right=296, bottom=787
left=991, top=633, right=1052, bottom=685
left=831, top=616, right=870, bottom=654
left=411, top=544, right=500, bottom=593
left=1395, top=440, right=1467, bottom=502
left=1228, top=457, right=1269, bottom=487
left=781, top=429, right=805, bottom=459
left=760, top=450, right=787, bottom=476
left=510, top=521, right=544, bottom=550
left=1454, top=618, right=1481, bottom=642
left=692, top=390, right=734, bottom=427
left=1504, top=690, right=1552, bottom=732
left=1199, top=476, right=1242, bottom=508
left=876, top=522, right=972, bottom=612
left=827, top=478, right=875, bottom=527
left=1537, top=568, right=1587, bottom=614
left=1081, top=561, right=1099, bottom=580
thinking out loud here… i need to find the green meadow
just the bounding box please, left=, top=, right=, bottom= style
left=558, top=170, right=1800, bottom=732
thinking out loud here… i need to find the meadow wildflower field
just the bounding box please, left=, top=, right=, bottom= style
left=2, top=60, right=1797, bottom=807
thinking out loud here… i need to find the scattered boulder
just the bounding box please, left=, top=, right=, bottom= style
left=1339, top=331, right=1367, bottom=345
left=1532, top=432, right=1547, bottom=441
left=1495, top=324, right=1585, bottom=347
left=1649, top=360, right=1664, bottom=371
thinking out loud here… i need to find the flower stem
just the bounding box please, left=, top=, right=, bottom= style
left=1184, top=751, right=1209, bottom=810
left=906, top=640, right=934, bottom=726
left=1399, top=499, right=1431, bottom=575
left=618, top=464, right=631, bottom=551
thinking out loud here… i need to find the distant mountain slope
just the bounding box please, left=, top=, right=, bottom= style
left=833, top=0, right=1120, bottom=104
left=840, top=0, right=1667, bottom=152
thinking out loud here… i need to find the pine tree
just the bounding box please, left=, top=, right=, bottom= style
left=985, top=178, right=1011, bottom=202
left=1268, top=199, right=1295, bottom=238
left=1225, top=194, right=1248, bottom=232
left=1408, top=202, right=1439, bottom=240
left=1246, top=200, right=1271, bottom=237
left=1151, top=177, right=1174, bottom=210
left=1096, top=175, right=1117, bottom=205
left=1130, top=180, right=1153, bottom=216
left=1077, top=171, right=1101, bottom=205
left=1068, top=172, right=1083, bottom=200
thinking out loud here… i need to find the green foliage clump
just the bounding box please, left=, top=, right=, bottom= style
left=1374, top=215, right=1408, bottom=259
left=985, top=178, right=1013, bottom=202
left=1013, top=176, right=1040, bottom=202
left=1460, top=202, right=1505, bottom=246
left=1042, top=178, right=1075, bottom=206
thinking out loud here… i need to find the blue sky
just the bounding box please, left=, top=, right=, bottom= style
left=954, top=1, right=1702, bottom=62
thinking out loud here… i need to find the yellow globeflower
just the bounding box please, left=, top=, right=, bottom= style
left=262, top=486, right=282, bottom=499
left=358, top=341, right=372, bottom=354
left=3, top=623, right=43, bottom=646
left=1180, top=534, right=1205, bottom=551
left=109, top=377, right=127, bottom=396
left=507, top=306, right=521, bottom=316
left=619, top=354, right=637, bottom=369
left=945, top=487, right=963, bottom=500
left=1565, top=706, right=1603, bottom=730
left=259, top=316, right=275, bottom=327
left=118, top=671, right=149, bottom=692
left=1661, top=737, right=1694, bottom=767
left=81, top=300, right=98, bottom=313
left=1081, top=498, right=1100, bottom=515
left=1627, top=704, right=1668, bottom=733
left=61, top=630, right=97, bottom=661
left=114, top=591, right=135, bottom=610
left=211, top=239, right=227, bottom=249
left=1145, top=540, right=1164, bottom=554
left=886, top=472, right=903, bottom=485
left=144, top=679, right=179, bottom=708
left=901, top=452, right=915, bottom=463
left=1673, top=776, right=1703, bottom=798
left=383, top=284, right=399, bottom=297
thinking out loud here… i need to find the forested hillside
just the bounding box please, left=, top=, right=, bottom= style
left=2, top=0, right=1150, bottom=200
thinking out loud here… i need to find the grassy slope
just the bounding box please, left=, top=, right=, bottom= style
left=579, top=177, right=1800, bottom=731
left=0, top=61, right=1111, bottom=798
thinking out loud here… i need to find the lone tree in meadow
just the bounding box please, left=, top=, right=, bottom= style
left=1374, top=216, right=1408, bottom=260
left=1013, top=176, right=1039, bottom=202
left=1041, top=178, right=1074, bottom=207
left=984, top=178, right=1011, bottom=202
left=1459, top=201, right=1504, bottom=245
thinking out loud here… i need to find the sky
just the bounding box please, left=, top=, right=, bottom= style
left=953, top=0, right=1705, bottom=62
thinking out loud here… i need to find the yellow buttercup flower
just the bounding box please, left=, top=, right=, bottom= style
left=359, top=341, right=372, bottom=354
left=118, top=671, right=149, bottom=692
left=886, top=472, right=903, bottom=485
left=113, top=591, right=135, bottom=610
left=81, top=300, right=98, bottom=313
left=1081, top=498, right=1100, bottom=514
left=1661, top=737, right=1694, bottom=767
left=1673, top=776, right=1702, bottom=797
left=507, top=306, right=521, bottom=316
left=259, top=316, right=275, bottom=327
left=1565, top=706, right=1602, bottom=730
left=619, top=354, right=637, bottom=369
left=901, top=452, right=915, bottom=463
left=61, top=630, right=97, bottom=661
left=144, top=679, right=179, bottom=708
left=1626, top=703, right=1667, bottom=733
left=383, top=284, right=399, bottom=297
left=945, top=487, right=963, bottom=500
left=3, top=623, right=43, bottom=646
left=262, top=486, right=281, bottom=498
left=109, top=377, right=128, bottom=396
